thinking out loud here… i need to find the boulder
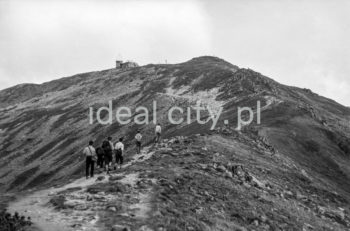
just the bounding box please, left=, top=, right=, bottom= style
left=107, top=183, right=127, bottom=193
left=48, top=191, right=55, bottom=196
left=49, top=195, right=66, bottom=209
left=108, top=207, right=117, bottom=212
left=324, top=208, right=346, bottom=223
left=296, top=191, right=306, bottom=200
left=300, top=169, right=312, bottom=182
left=71, top=224, right=82, bottom=228
left=284, top=190, right=294, bottom=198
left=224, top=171, right=233, bottom=179
left=93, top=194, right=107, bottom=200
left=63, top=200, right=79, bottom=209
left=216, top=165, right=226, bottom=172
left=109, top=175, right=125, bottom=181
left=71, top=194, right=86, bottom=200
left=111, top=225, right=131, bottom=231
left=86, top=186, right=103, bottom=194
left=231, top=165, right=246, bottom=177
left=250, top=176, right=265, bottom=188
left=302, top=223, right=315, bottom=231
left=106, top=202, right=124, bottom=212
left=138, top=225, right=154, bottom=231
left=75, top=205, right=88, bottom=211
left=260, top=214, right=268, bottom=223
left=96, top=176, right=105, bottom=182
left=316, top=206, right=326, bottom=215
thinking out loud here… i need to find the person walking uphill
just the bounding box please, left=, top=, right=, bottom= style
left=135, top=130, right=142, bottom=154
left=155, top=123, right=162, bottom=143
left=102, top=137, right=114, bottom=174
left=96, top=146, right=105, bottom=169
left=114, top=137, right=124, bottom=170
left=83, top=140, right=97, bottom=179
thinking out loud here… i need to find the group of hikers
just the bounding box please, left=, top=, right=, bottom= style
left=83, top=123, right=162, bottom=179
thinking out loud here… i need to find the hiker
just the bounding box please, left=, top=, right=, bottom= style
left=114, top=137, right=124, bottom=169
left=135, top=130, right=142, bottom=154
left=102, top=137, right=114, bottom=174
left=155, top=123, right=162, bottom=143
left=96, top=146, right=105, bottom=169
left=83, top=140, right=97, bottom=179
left=108, top=136, right=114, bottom=153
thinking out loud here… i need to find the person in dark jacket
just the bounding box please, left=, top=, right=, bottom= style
left=96, top=147, right=105, bottom=169
left=114, top=137, right=125, bottom=170
left=102, top=137, right=113, bottom=174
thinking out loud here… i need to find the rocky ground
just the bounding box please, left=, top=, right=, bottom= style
left=8, top=133, right=350, bottom=231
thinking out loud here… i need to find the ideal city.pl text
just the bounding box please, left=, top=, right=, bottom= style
left=89, top=100, right=261, bottom=130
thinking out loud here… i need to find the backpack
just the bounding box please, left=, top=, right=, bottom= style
left=96, top=147, right=104, bottom=155
left=102, top=140, right=111, bottom=151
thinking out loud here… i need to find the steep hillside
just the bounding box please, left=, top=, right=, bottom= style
left=1, top=56, right=350, bottom=230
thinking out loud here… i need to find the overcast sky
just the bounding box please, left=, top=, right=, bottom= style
left=1, top=0, right=349, bottom=105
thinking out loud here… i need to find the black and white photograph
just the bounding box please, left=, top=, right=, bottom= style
left=1, top=0, right=350, bottom=230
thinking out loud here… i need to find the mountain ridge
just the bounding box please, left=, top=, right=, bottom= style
left=1, top=56, right=347, bottom=109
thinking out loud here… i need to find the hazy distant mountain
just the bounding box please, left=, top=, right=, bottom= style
left=1, top=56, right=350, bottom=230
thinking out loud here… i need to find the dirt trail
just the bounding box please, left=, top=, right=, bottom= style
left=8, top=177, right=105, bottom=231
left=8, top=147, right=155, bottom=231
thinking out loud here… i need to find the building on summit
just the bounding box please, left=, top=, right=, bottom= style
left=115, top=60, right=139, bottom=69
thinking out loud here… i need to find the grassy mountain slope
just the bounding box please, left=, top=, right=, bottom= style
left=1, top=56, right=350, bottom=230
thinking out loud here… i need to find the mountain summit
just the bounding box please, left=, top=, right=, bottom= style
left=1, top=56, right=350, bottom=230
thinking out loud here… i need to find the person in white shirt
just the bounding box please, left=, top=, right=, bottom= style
left=155, top=123, right=162, bottom=143
left=108, top=136, right=117, bottom=171
left=135, top=130, right=142, bottom=154
left=83, top=140, right=97, bottom=179
left=114, top=137, right=124, bottom=170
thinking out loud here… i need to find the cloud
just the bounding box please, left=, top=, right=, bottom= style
left=203, top=0, right=350, bottom=105
left=0, top=0, right=211, bottom=88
